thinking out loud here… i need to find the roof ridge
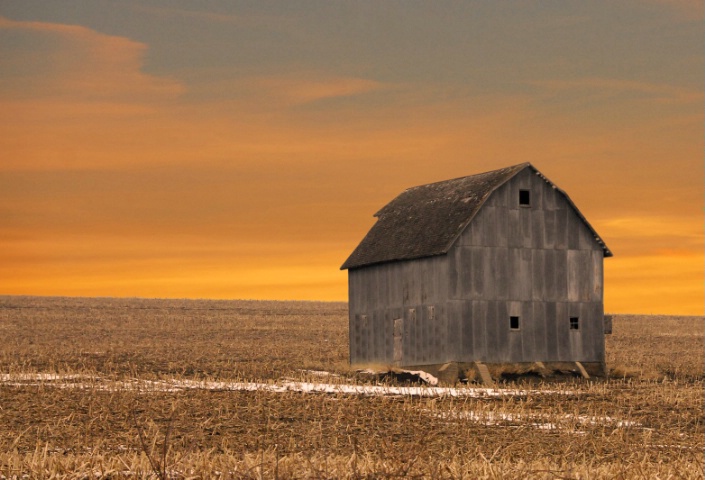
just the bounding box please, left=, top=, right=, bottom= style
left=373, top=163, right=530, bottom=218
left=440, top=163, right=531, bottom=252
left=401, top=162, right=531, bottom=193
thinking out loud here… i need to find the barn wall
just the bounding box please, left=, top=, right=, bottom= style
left=347, top=166, right=607, bottom=368
left=448, top=167, right=605, bottom=363
left=348, top=254, right=452, bottom=366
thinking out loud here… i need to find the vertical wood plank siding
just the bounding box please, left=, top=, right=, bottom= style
left=348, top=167, right=606, bottom=366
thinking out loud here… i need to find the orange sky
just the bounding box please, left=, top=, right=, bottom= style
left=0, top=2, right=702, bottom=314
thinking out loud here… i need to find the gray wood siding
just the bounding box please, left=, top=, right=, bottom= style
left=448, top=168, right=605, bottom=363
left=348, top=167, right=606, bottom=367
left=348, top=254, right=451, bottom=366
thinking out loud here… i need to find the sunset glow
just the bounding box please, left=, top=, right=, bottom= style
left=1, top=2, right=702, bottom=314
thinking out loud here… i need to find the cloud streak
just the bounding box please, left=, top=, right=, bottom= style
left=0, top=16, right=184, bottom=101
left=240, top=73, right=388, bottom=106
left=531, top=77, right=703, bottom=104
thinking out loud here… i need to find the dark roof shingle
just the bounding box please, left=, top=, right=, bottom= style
left=341, top=163, right=611, bottom=270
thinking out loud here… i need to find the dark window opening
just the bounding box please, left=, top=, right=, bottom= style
left=570, top=317, right=579, bottom=330
left=510, top=316, right=520, bottom=330
left=519, top=189, right=531, bottom=206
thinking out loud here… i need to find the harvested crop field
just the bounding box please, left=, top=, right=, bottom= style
left=0, top=296, right=702, bottom=479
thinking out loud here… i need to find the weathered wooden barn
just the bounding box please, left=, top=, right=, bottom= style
left=341, top=163, right=612, bottom=380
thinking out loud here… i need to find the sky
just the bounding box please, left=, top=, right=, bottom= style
left=0, top=0, right=702, bottom=315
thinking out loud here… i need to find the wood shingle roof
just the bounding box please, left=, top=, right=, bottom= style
left=341, top=163, right=611, bottom=270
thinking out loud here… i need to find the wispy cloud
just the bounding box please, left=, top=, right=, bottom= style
left=647, top=0, right=704, bottom=19
left=0, top=16, right=184, bottom=101
left=237, top=73, right=388, bottom=106
left=530, top=77, right=702, bottom=104
left=0, top=16, right=187, bottom=171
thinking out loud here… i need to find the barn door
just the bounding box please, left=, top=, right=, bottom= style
left=393, top=318, right=403, bottom=366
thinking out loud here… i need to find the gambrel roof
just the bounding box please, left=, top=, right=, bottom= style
left=341, top=163, right=612, bottom=270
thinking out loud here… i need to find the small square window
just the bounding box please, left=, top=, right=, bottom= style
left=570, top=317, right=579, bottom=330
left=519, top=190, right=531, bottom=206
left=510, top=316, right=520, bottom=330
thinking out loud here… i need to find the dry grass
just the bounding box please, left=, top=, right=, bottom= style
left=606, top=314, right=704, bottom=381
left=0, top=296, right=349, bottom=381
left=0, top=296, right=702, bottom=479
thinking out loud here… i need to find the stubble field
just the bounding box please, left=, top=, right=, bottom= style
left=0, top=296, right=702, bottom=479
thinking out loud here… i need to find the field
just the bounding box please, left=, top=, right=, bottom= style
left=0, top=296, right=702, bottom=479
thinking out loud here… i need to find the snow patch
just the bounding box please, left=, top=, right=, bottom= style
left=430, top=409, right=641, bottom=431
left=0, top=373, right=574, bottom=398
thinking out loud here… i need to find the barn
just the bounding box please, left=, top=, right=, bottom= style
left=341, top=163, right=612, bottom=381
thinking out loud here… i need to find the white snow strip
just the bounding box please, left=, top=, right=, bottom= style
left=299, top=370, right=341, bottom=377
left=0, top=373, right=97, bottom=381
left=646, top=444, right=698, bottom=450
left=148, top=378, right=567, bottom=397
left=430, top=409, right=640, bottom=430
left=0, top=373, right=575, bottom=398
